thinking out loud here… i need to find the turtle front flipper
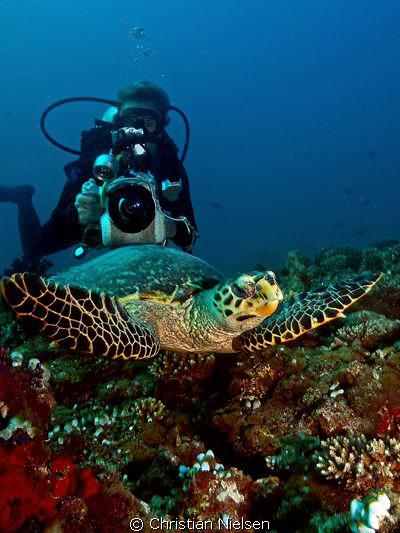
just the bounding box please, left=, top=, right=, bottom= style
left=1, top=273, right=160, bottom=359
left=235, top=273, right=382, bottom=352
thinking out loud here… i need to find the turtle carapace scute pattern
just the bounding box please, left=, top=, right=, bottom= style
left=1, top=245, right=382, bottom=360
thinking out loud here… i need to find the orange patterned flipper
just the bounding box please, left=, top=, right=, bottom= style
left=1, top=273, right=160, bottom=360
left=235, top=273, right=382, bottom=352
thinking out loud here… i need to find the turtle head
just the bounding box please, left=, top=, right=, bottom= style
left=212, top=271, right=283, bottom=332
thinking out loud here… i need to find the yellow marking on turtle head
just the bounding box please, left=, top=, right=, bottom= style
left=213, top=271, right=283, bottom=324
left=253, top=275, right=283, bottom=316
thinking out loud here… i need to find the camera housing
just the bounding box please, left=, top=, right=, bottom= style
left=100, top=172, right=176, bottom=248
left=90, top=127, right=182, bottom=249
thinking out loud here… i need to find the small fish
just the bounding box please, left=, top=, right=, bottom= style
left=210, top=202, right=222, bottom=209
left=367, top=149, right=375, bottom=159
left=344, top=188, right=354, bottom=195
left=355, top=229, right=367, bottom=237
left=6, top=112, right=12, bottom=117
left=360, top=197, right=371, bottom=207
left=334, top=221, right=344, bottom=227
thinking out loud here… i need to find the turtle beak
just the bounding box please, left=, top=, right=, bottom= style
left=255, top=272, right=283, bottom=316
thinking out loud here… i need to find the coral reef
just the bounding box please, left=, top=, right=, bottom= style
left=313, top=435, right=400, bottom=490
left=2, top=239, right=400, bottom=531
left=2, top=255, right=53, bottom=277
left=350, top=491, right=391, bottom=532
left=332, top=311, right=400, bottom=351
left=149, top=351, right=216, bottom=408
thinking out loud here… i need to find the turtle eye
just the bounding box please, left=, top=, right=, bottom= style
left=232, top=281, right=256, bottom=299
left=256, top=272, right=277, bottom=291
left=264, top=271, right=277, bottom=285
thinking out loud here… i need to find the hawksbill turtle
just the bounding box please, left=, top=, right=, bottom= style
left=1, top=245, right=381, bottom=359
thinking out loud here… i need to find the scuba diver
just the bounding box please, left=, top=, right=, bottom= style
left=0, top=81, right=198, bottom=260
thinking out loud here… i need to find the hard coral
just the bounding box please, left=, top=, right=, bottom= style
left=2, top=255, right=53, bottom=277
left=48, top=397, right=170, bottom=474
left=0, top=350, right=55, bottom=443
left=3, top=239, right=400, bottom=530
left=332, top=311, right=400, bottom=351
left=315, top=247, right=363, bottom=273
left=313, top=434, right=400, bottom=491
left=229, top=353, right=284, bottom=405
left=150, top=351, right=215, bottom=381
left=182, top=465, right=256, bottom=523
left=150, top=351, right=216, bottom=408
left=284, top=250, right=314, bottom=294
left=132, top=397, right=167, bottom=425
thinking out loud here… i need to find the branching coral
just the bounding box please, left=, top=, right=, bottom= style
left=132, top=398, right=167, bottom=425
left=313, top=434, right=400, bottom=490
left=265, top=434, right=320, bottom=473
left=332, top=311, right=400, bottom=351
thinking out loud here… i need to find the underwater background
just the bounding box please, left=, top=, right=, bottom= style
left=2, top=2, right=400, bottom=532
left=0, top=0, right=399, bottom=274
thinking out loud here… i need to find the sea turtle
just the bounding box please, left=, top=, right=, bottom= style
left=1, top=245, right=381, bottom=359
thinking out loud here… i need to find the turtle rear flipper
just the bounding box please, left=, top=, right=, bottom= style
left=1, top=273, right=160, bottom=359
left=236, top=273, right=382, bottom=352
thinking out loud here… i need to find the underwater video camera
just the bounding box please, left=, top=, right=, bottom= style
left=39, top=95, right=194, bottom=257
left=87, top=127, right=179, bottom=248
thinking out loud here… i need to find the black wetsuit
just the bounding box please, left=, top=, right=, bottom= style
left=21, top=124, right=198, bottom=257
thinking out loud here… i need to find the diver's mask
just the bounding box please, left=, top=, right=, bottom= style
left=116, top=108, right=162, bottom=134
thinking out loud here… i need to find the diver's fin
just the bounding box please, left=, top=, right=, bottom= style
left=0, top=185, right=35, bottom=203
left=1, top=273, right=160, bottom=360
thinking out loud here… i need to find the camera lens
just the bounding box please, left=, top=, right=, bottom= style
left=108, top=184, right=155, bottom=233
left=119, top=196, right=144, bottom=218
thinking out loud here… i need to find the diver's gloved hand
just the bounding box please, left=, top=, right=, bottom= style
left=75, top=179, right=104, bottom=225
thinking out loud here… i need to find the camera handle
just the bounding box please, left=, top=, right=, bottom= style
left=161, top=211, right=199, bottom=250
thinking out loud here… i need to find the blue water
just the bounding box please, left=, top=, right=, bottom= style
left=0, top=0, right=399, bottom=274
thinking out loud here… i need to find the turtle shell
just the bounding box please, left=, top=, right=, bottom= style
left=50, top=245, right=222, bottom=301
